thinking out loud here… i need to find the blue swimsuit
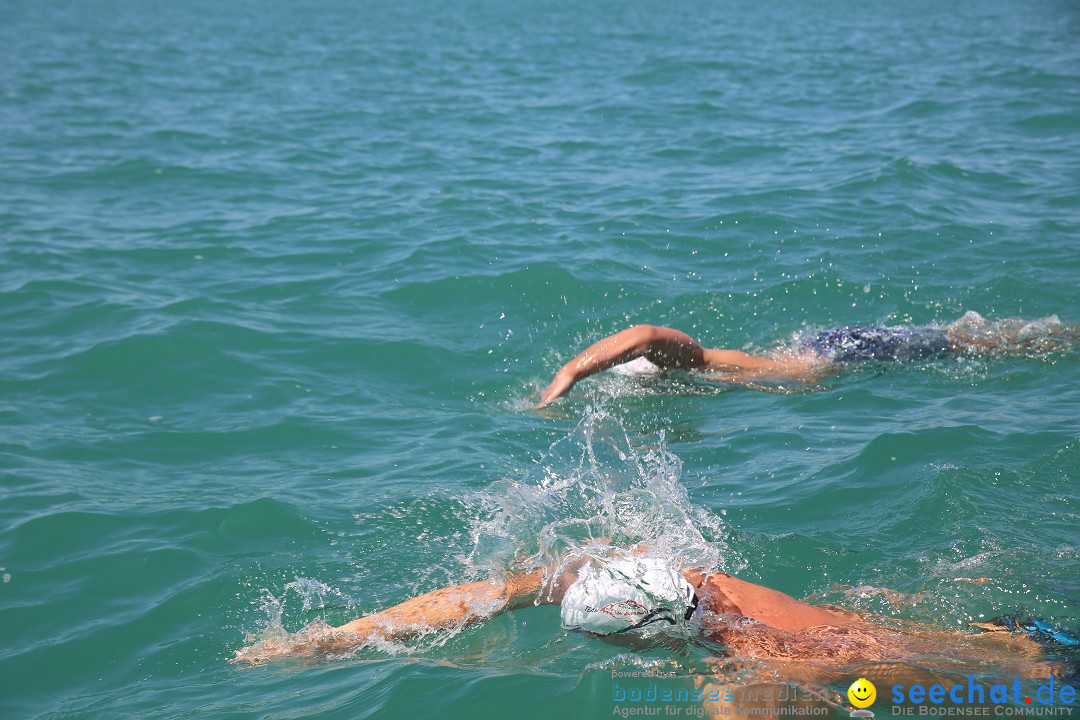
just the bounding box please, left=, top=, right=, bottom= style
left=806, top=326, right=955, bottom=362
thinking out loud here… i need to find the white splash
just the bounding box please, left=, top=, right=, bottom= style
left=463, top=409, right=737, bottom=591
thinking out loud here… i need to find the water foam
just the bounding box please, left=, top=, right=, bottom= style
left=463, top=409, right=737, bottom=598
left=946, top=311, right=1078, bottom=358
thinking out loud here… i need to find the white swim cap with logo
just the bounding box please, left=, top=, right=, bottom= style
left=560, top=555, right=697, bottom=636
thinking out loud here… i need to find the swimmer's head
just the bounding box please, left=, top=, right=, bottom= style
left=560, top=555, right=697, bottom=636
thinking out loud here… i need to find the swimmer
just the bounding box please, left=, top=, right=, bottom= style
left=537, top=312, right=1076, bottom=407
left=231, top=549, right=1076, bottom=688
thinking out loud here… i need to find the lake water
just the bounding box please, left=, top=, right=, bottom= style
left=1, top=0, right=1078, bottom=717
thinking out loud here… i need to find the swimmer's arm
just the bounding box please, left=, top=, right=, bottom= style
left=537, top=325, right=823, bottom=406
left=231, top=570, right=549, bottom=664
left=538, top=325, right=709, bottom=407
left=698, top=348, right=826, bottom=384
left=334, top=569, right=545, bottom=641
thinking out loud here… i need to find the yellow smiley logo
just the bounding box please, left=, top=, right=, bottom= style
left=847, top=678, right=876, bottom=708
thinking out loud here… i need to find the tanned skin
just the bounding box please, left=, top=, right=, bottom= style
left=538, top=325, right=824, bottom=408
left=231, top=565, right=854, bottom=664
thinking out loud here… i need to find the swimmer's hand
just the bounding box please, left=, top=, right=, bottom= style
left=230, top=624, right=370, bottom=666
left=538, top=369, right=576, bottom=407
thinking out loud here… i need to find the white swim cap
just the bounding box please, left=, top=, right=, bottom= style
left=560, top=556, right=697, bottom=636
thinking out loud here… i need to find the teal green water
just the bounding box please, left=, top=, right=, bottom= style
left=2, top=0, right=1079, bottom=717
